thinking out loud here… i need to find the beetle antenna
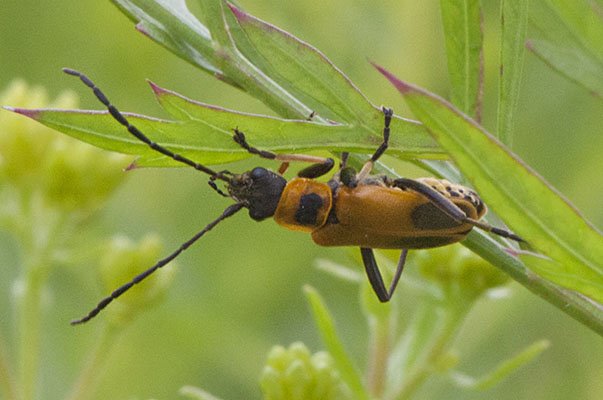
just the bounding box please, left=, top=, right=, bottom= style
left=62, top=68, right=229, bottom=182
left=468, top=218, right=524, bottom=242
left=71, top=202, right=245, bottom=325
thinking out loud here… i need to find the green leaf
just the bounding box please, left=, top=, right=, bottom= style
left=463, top=229, right=603, bottom=337
left=150, top=82, right=443, bottom=162
left=440, top=0, right=483, bottom=120
left=497, top=0, right=528, bottom=147
left=373, top=65, right=603, bottom=305
left=111, top=0, right=219, bottom=74
left=228, top=3, right=375, bottom=123
left=303, top=285, right=369, bottom=400
left=4, top=84, right=443, bottom=169
left=383, top=303, right=440, bottom=399
left=449, top=339, right=550, bottom=390
left=528, top=0, right=603, bottom=97
left=110, top=1, right=390, bottom=122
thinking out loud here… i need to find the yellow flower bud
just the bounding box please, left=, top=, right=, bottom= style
left=0, top=80, right=77, bottom=185
left=261, top=342, right=352, bottom=400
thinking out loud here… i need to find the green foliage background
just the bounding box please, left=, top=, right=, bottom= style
left=1, top=0, right=602, bottom=399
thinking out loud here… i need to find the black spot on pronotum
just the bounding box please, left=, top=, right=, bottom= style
left=294, top=193, right=323, bottom=225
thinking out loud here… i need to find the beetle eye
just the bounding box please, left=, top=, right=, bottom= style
left=250, top=167, right=268, bottom=179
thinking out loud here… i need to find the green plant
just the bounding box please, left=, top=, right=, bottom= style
left=0, top=81, right=174, bottom=400
left=7, top=0, right=602, bottom=332
left=2, top=0, right=602, bottom=399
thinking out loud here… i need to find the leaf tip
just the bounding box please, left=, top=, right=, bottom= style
left=147, top=80, right=168, bottom=97
left=369, top=61, right=414, bottom=94
left=125, top=159, right=141, bottom=171
left=227, top=2, right=249, bottom=24
left=2, top=106, right=41, bottom=119
left=135, top=22, right=151, bottom=38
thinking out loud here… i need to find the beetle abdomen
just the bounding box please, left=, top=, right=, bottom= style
left=311, top=182, right=480, bottom=249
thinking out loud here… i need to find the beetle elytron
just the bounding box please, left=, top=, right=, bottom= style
left=63, top=68, right=523, bottom=325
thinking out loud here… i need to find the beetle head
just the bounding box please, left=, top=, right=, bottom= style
left=228, top=167, right=287, bottom=221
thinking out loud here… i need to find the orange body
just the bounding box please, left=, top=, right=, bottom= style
left=274, top=177, right=486, bottom=250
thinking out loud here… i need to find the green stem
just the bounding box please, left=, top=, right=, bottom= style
left=17, top=264, right=48, bottom=400
left=366, top=313, right=392, bottom=398
left=0, top=332, right=19, bottom=400
left=66, top=325, right=118, bottom=400
left=16, top=194, right=66, bottom=400
left=464, top=234, right=603, bottom=337
left=396, top=304, right=467, bottom=400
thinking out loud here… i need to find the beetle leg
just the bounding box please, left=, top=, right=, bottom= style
left=340, top=152, right=350, bottom=168
left=356, top=107, right=394, bottom=182
left=360, top=248, right=408, bottom=302
left=393, top=178, right=524, bottom=242
left=296, top=158, right=335, bottom=179
left=278, top=162, right=290, bottom=175
left=232, top=128, right=334, bottom=178
left=393, top=178, right=467, bottom=220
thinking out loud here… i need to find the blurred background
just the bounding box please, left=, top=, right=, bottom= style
left=1, top=0, right=602, bottom=399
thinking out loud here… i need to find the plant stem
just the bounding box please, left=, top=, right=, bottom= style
left=16, top=194, right=65, bottom=400
left=17, top=263, right=48, bottom=400
left=366, top=313, right=392, bottom=397
left=0, top=332, right=19, bottom=400
left=464, top=234, right=603, bottom=337
left=66, top=325, right=118, bottom=400
left=396, top=305, right=467, bottom=400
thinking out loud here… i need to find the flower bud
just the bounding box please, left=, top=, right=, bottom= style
left=261, top=342, right=352, bottom=400
left=415, top=244, right=508, bottom=300
left=0, top=80, right=77, bottom=185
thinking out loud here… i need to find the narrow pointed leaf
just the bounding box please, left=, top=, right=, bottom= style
left=111, top=0, right=219, bottom=74
left=4, top=82, right=444, bottom=170
left=497, top=0, right=528, bottom=147
left=440, top=0, right=483, bottom=119
left=303, top=285, right=369, bottom=400
left=228, top=3, right=374, bottom=123
left=528, top=0, right=603, bottom=97
left=149, top=82, right=444, bottom=161
left=449, top=340, right=550, bottom=390
left=463, top=229, right=603, bottom=336
left=374, top=65, right=603, bottom=306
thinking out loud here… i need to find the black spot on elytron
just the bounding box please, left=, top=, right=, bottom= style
left=449, top=190, right=460, bottom=197
left=411, top=202, right=463, bottom=230
left=476, top=201, right=485, bottom=215
left=455, top=203, right=474, bottom=218
left=294, top=193, right=324, bottom=225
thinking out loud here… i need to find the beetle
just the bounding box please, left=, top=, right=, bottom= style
left=63, top=68, right=523, bottom=325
